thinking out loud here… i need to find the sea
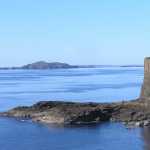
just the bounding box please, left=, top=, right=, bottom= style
left=0, top=67, right=149, bottom=150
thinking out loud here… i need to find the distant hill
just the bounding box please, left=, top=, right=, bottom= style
left=21, top=61, right=78, bottom=69
left=0, top=61, right=144, bottom=70
left=0, top=61, right=79, bottom=70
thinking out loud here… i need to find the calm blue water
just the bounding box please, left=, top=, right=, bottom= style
left=0, top=67, right=143, bottom=111
left=0, top=67, right=149, bottom=150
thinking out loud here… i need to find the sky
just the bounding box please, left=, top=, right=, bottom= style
left=0, top=0, right=150, bottom=66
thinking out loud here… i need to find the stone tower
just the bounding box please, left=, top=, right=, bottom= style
left=140, top=57, right=150, bottom=98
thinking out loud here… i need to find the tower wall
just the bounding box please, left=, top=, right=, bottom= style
left=140, top=57, right=150, bottom=98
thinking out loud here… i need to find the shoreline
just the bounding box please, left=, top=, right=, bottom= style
left=1, top=98, right=150, bottom=127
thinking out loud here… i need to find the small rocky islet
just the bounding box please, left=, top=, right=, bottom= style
left=1, top=57, right=150, bottom=127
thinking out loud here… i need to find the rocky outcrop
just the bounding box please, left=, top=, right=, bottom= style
left=1, top=101, right=115, bottom=125
left=2, top=99, right=150, bottom=127
left=111, top=100, right=150, bottom=127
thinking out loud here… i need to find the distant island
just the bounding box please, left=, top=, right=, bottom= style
left=22, top=61, right=78, bottom=69
left=0, top=61, right=78, bottom=70
left=0, top=61, right=143, bottom=70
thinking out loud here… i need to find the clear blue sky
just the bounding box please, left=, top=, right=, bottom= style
left=0, top=0, right=150, bottom=66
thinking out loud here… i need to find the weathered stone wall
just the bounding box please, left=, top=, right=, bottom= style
left=141, top=57, right=150, bottom=98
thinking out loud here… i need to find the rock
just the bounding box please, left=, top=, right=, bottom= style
left=135, top=121, right=143, bottom=127
left=0, top=101, right=115, bottom=125
left=144, top=120, right=150, bottom=126
left=2, top=100, right=150, bottom=127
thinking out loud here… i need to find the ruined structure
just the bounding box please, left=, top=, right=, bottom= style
left=141, top=57, right=150, bottom=98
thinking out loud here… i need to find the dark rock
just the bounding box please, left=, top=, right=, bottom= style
left=0, top=101, right=115, bottom=125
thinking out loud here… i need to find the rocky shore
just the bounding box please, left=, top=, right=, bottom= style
left=1, top=57, right=150, bottom=127
left=1, top=99, right=150, bottom=127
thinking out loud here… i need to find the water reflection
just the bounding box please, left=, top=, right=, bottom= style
left=142, top=127, right=150, bottom=150
left=0, top=118, right=144, bottom=150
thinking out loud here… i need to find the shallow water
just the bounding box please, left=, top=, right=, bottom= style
left=0, top=67, right=148, bottom=150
